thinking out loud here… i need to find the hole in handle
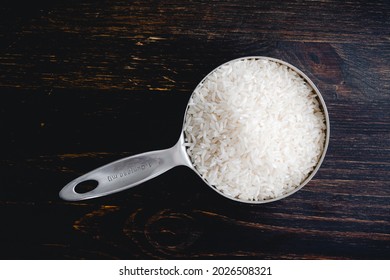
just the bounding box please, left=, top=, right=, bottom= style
left=75, top=180, right=98, bottom=194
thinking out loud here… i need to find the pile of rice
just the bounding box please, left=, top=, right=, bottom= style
left=183, top=58, right=326, bottom=201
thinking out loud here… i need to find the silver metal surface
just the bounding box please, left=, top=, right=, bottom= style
left=59, top=56, right=330, bottom=203
left=59, top=134, right=192, bottom=201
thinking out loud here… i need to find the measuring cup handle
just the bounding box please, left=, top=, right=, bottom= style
left=59, top=147, right=181, bottom=201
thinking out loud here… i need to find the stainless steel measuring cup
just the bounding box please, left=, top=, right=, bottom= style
left=59, top=56, right=330, bottom=203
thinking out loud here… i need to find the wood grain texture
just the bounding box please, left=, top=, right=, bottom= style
left=0, top=0, right=389, bottom=259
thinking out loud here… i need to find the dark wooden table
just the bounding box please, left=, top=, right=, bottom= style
left=1, top=0, right=389, bottom=259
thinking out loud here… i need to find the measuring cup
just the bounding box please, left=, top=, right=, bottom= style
left=59, top=56, right=330, bottom=203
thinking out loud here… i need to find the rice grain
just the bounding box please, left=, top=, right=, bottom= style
left=184, top=58, right=326, bottom=201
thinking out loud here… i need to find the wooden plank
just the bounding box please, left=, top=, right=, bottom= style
left=0, top=0, right=389, bottom=259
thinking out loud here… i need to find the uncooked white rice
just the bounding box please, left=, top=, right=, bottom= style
left=183, top=58, right=326, bottom=201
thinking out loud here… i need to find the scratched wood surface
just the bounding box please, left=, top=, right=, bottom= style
left=0, top=0, right=389, bottom=259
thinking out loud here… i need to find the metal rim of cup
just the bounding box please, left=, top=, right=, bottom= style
left=184, top=56, right=330, bottom=204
